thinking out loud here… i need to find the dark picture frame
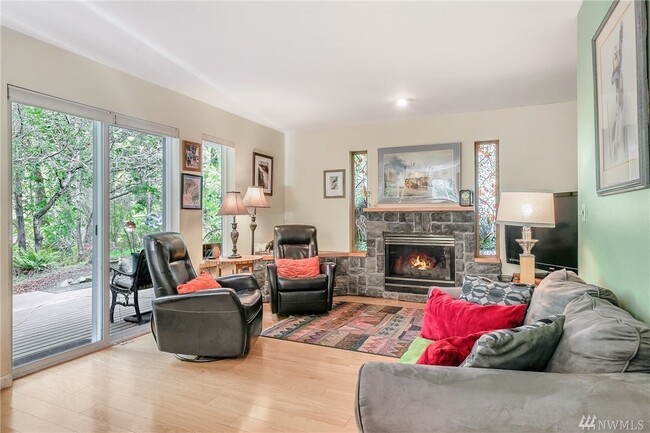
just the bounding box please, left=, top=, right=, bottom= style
left=182, top=140, right=202, bottom=172
left=378, top=143, right=461, bottom=205
left=181, top=173, right=203, bottom=209
left=253, top=152, right=273, bottom=196
left=323, top=169, right=345, bottom=198
left=592, top=0, right=649, bottom=196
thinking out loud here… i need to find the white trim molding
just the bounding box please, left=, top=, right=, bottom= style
left=1, top=373, right=13, bottom=389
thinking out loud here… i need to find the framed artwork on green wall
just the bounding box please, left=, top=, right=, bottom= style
left=592, top=0, right=649, bottom=196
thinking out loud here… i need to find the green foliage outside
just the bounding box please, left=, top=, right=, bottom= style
left=12, top=103, right=164, bottom=275
left=202, top=144, right=223, bottom=244
left=353, top=152, right=368, bottom=251
left=13, top=248, right=58, bottom=272
left=477, top=143, right=498, bottom=255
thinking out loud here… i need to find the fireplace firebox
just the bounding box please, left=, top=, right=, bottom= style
left=384, top=233, right=455, bottom=294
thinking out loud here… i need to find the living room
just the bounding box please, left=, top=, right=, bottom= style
left=1, top=1, right=650, bottom=432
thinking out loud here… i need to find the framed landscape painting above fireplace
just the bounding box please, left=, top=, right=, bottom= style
left=378, top=143, right=461, bottom=205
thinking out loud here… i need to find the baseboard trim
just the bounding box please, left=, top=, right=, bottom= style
left=1, top=373, right=13, bottom=389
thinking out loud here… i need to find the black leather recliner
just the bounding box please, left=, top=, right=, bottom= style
left=266, top=225, right=337, bottom=315
left=143, top=232, right=262, bottom=361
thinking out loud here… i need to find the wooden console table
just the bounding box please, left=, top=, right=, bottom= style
left=200, top=255, right=264, bottom=277
left=512, top=272, right=547, bottom=286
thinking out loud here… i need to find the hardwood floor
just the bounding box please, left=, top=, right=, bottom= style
left=1, top=296, right=423, bottom=433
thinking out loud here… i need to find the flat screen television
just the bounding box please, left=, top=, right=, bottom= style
left=505, top=191, right=578, bottom=273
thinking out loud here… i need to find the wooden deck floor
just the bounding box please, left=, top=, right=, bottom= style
left=3, top=296, right=419, bottom=433
left=12, top=287, right=153, bottom=366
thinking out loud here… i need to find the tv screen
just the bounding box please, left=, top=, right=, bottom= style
left=505, top=192, right=578, bottom=273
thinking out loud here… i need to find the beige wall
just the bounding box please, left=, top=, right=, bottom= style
left=285, top=101, right=578, bottom=265
left=0, top=28, right=284, bottom=384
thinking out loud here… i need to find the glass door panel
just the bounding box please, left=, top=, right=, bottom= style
left=108, top=126, right=164, bottom=336
left=11, top=103, right=98, bottom=367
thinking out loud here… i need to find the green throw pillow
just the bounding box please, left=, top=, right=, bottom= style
left=400, top=337, right=434, bottom=364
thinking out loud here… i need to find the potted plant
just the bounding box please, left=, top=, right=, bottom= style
left=124, top=221, right=140, bottom=271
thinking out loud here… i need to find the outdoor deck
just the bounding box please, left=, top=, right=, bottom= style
left=12, top=285, right=154, bottom=366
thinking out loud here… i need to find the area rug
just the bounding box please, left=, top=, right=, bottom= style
left=261, top=301, right=423, bottom=358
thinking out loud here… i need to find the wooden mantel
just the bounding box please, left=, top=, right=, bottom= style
left=363, top=204, right=473, bottom=212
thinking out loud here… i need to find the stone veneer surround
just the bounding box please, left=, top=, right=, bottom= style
left=348, top=210, right=501, bottom=302
left=252, top=209, right=501, bottom=303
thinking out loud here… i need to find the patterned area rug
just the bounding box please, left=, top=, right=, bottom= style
left=261, top=301, right=423, bottom=358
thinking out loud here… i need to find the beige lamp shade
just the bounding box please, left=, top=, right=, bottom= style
left=217, top=191, right=250, bottom=216
left=495, top=192, right=555, bottom=228
left=242, top=186, right=270, bottom=209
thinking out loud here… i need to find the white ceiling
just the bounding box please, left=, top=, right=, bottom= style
left=1, top=1, right=582, bottom=133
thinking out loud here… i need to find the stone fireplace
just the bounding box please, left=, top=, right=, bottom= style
left=384, top=233, right=455, bottom=293
left=346, top=208, right=501, bottom=301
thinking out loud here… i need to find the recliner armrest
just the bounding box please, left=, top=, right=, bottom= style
left=320, top=262, right=336, bottom=277
left=152, top=288, right=241, bottom=312
left=321, top=262, right=336, bottom=310
left=216, top=273, right=260, bottom=292
left=266, top=263, right=280, bottom=313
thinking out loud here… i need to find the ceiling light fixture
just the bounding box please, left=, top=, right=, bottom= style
left=396, top=98, right=409, bottom=107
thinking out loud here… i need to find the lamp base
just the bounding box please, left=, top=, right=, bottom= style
left=229, top=218, right=241, bottom=259
left=519, top=254, right=536, bottom=285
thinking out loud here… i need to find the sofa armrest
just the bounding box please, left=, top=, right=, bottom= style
left=355, top=362, right=650, bottom=433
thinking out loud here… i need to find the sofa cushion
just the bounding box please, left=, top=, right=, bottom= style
left=546, top=294, right=650, bottom=373
left=461, top=315, right=565, bottom=371
left=422, top=289, right=527, bottom=340
left=461, top=275, right=533, bottom=306
left=524, top=269, right=618, bottom=324
left=416, top=332, right=485, bottom=366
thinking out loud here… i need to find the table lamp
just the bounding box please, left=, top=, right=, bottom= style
left=495, top=191, right=555, bottom=284
left=242, top=186, right=270, bottom=255
left=217, top=191, right=250, bottom=258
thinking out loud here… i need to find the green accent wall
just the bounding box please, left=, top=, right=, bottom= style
left=578, top=0, right=650, bottom=323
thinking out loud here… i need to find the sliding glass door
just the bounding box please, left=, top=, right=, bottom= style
left=11, top=102, right=101, bottom=368
left=9, top=86, right=177, bottom=375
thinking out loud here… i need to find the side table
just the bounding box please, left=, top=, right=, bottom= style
left=200, top=255, right=264, bottom=277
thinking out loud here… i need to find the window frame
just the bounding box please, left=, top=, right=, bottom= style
left=350, top=150, right=368, bottom=253
left=202, top=136, right=235, bottom=256
left=474, top=140, right=500, bottom=259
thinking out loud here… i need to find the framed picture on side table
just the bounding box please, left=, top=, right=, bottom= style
left=182, top=140, right=202, bottom=172
left=593, top=0, right=649, bottom=195
left=181, top=174, right=203, bottom=209
left=253, top=152, right=273, bottom=196
left=323, top=169, right=345, bottom=198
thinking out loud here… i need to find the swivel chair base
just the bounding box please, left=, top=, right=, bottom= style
left=173, top=354, right=226, bottom=362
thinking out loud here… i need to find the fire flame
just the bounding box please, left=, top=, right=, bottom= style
left=410, top=255, right=433, bottom=270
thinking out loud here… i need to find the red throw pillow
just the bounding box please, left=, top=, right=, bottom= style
left=177, top=272, right=222, bottom=294
left=421, top=289, right=527, bottom=340
left=275, top=256, right=320, bottom=278
left=416, top=332, right=485, bottom=366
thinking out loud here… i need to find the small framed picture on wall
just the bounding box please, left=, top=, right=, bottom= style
left=182, top=140, right=202, bottom=172
left=181, top=173, right=203, bottom=209
left=323, top=169, right=345, bottom=198
left=253, top=152, right=273, bottom=195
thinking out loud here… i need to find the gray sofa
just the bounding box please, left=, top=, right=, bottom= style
left=355, top=271, right=650, bottom=433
